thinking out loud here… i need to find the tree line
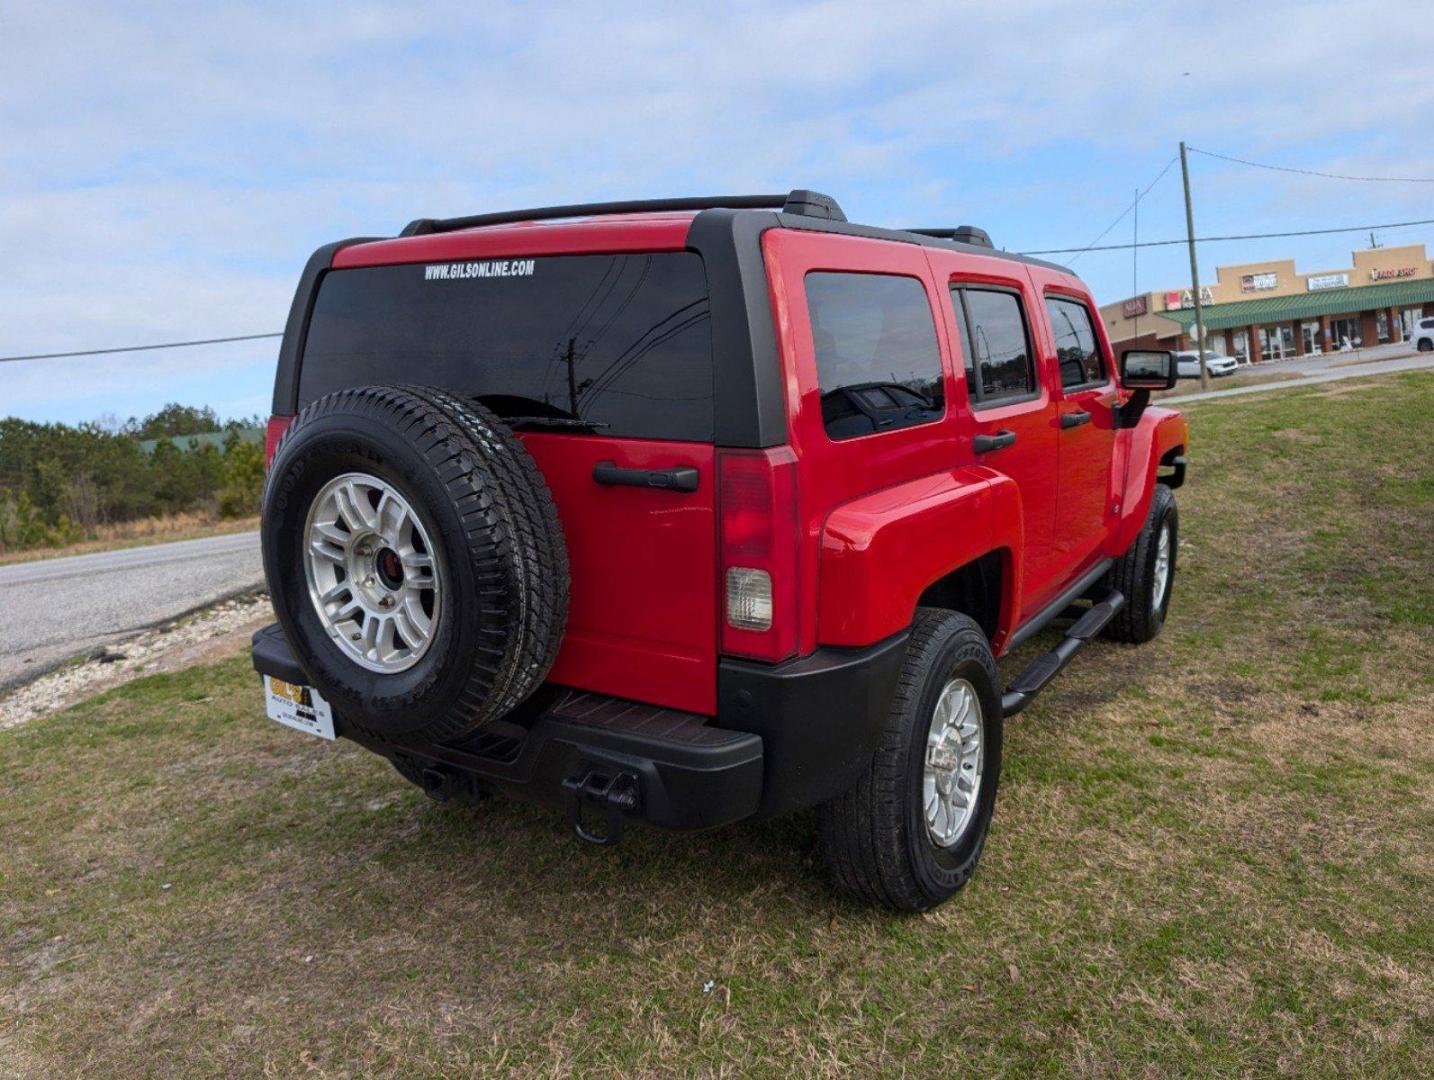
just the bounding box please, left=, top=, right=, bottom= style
left=0, top=404, right=266, bottom=552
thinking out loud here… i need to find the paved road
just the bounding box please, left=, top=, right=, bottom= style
left=1163, top=351, right=1434, bottom=405
left=0, top=531, right=263, bottom=689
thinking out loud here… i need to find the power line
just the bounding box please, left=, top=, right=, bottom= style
left=1187, top=146, right=1434, bottom=183
left=0, top=332, right=282, bottom=364
left=1066, top=156, right=1179, bottom=266
left=1021, top=217, right=1434, bottom=255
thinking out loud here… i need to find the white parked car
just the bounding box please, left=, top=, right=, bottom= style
left=1414, top=317, right=1434, bottom=353
left=1173, top=350, right=1239, bottom=379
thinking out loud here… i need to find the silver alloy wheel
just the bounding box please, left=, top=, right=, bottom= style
left=923, top=677, right=985, bottom=848
left=1151, top=521, right=1172, bottom=615
left=303, top=472, right=441, bottom=673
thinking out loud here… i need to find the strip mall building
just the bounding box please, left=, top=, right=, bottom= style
left=1100, top=242, right=1434, bottom=362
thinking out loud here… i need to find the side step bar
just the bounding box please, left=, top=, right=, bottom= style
left=1001, top=590, right=1125, bottom=717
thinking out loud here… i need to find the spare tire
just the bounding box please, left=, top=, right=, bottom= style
left=261, top=384, right=568, bottom=743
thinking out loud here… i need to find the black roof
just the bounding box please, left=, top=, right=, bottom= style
left=396, top=188, right=1072, bottom=275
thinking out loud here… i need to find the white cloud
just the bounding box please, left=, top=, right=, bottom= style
left=2, top=0, right=1432, bottom=419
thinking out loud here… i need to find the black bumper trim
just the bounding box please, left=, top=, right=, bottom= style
left=251, top=624, right=762, bottom=830
left=718, top=630, right=910, bottom=819
left=251, top=623, right=910, bottom=828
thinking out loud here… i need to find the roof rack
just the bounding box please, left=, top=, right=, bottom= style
left=399, top=188, right=846, bottom=237
left=906, top=225, right=994, bottom=248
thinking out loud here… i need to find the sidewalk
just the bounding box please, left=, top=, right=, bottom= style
left=1162, top=352, right=1434, bottom=405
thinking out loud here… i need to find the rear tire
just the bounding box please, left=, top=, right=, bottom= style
left=817, top=609, right=1003, bottom=911
left=1418, top=338, right=1433, bottom=352
left=1103, top=483, right=1177, bottom=644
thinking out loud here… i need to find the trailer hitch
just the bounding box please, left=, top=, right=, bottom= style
left=563, top=768, right=640, bottom=846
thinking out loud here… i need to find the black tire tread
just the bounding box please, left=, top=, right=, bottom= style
left=817, top=608, right=999, bottom=911
left=1103, top=483, right=1176, bottom=644
left=263, top=384, right=567, bottom=744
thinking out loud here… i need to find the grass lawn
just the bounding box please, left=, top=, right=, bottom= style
left=2, top=372, right=1431, bottom=1078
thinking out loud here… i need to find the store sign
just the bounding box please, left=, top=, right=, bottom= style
left=1164, top=286, right=1214, bottom=310
left=1122, top=295, right=1148, bottom=318
left=1370, top=266, right=1416, bottom=281
left=1307, top=272, right=1349, bottom=291
left=1241, top=272, right=1278, bottom=292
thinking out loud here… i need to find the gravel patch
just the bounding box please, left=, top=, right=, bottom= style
left=0, top=594, right=274, bottom=732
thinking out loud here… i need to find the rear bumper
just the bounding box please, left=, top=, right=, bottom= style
left=251, top=623, right=906, bottom=832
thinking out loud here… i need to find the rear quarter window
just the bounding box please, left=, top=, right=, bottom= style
left=298, top=252, right=713, bottom=441
left=804, top=272, right=945, bottom=441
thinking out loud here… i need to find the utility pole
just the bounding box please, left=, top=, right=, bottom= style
left=565, top=337, right=579, bottom=416
left=1180, top=141, right=1210, bottom=391
left=1132, top=186, right=1140, bottom=340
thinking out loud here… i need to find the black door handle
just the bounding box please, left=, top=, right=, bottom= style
left=593, top=461, right=700, bottom=492
left=1060, top=410, right=1092, bottom=429
left=972, top=430, right=1017, bottom=453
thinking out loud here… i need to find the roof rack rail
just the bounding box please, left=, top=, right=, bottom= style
left=399, top=188, right=846, bottom=237
left=906, top=225, right=994, bottom=248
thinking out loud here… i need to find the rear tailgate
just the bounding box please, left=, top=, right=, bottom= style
left=295, top=247, right=721, bottom=714
left=521, top=434, right=717, bottom=713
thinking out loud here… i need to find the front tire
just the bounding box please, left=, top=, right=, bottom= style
left=817, top=610, right=1003, bottom=911
left=1103, top=483, right=1178, bottom=644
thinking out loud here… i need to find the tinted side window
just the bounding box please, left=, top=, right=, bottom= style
left=1046, top=297, right=1106, bottom=387
left=805, top=272, right=945, bottom=441
left=953, top=288, right=1035, bottom=404
left=299, top=253, right=712, bottom=441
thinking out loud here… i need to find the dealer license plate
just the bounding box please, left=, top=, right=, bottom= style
left=263, top=676, right=336, bottom=740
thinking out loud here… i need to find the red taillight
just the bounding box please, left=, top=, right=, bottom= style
left=718, top=447, right=799, bottom=661
left=264, top=414, right=295, bottom=469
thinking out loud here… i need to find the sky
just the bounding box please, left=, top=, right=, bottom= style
left=3, top=0, right=1433, bottom=426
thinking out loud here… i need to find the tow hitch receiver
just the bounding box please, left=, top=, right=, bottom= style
left=563, top=768, right=641, bottom=846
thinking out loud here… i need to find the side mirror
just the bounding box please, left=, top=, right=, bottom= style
left=1120, top=349, right=1177, bottom=390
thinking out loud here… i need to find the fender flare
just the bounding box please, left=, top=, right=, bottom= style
left=817, top=468, right=1024, bottom=647
left=1111, top=406, right=1188, bottom=555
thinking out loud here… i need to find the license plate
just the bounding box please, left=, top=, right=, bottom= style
left=263, top=676, right=335, bottom=740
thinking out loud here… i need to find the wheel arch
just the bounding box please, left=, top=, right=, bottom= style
left=1111, top=406, right=1188, bottom=555
left=817, top=469, right=1024, bottom=648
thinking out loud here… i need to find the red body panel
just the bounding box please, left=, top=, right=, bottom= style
left=1034, top=277, right=1120, bottom=578
left=519, top=433, right=718, bottom=715
left=763, top=229, right=981, bottom=656
left=766, top=231, right=1183, bottom=661
left=1110, top=406, right=1188, bottom=556
left=818, top=467, right=1023, bottom=647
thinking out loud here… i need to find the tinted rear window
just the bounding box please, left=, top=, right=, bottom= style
left=299, top=252, right=713, bottom=441
left=805, top=272, right=944, bottom=441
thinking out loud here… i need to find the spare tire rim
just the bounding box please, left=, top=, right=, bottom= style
left=303, top=472, right=442, bottom=673
left=923, top=676, right=984, bottom=848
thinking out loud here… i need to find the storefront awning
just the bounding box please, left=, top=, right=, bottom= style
left=1155, top=277, right=1434, bottom=332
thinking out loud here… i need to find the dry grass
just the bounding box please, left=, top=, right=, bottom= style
left=1, top=371, right=1431, bottom=1078
left=0, top=511, right=258, bottom=566
left=1153, top=367, right=1301, bottom=400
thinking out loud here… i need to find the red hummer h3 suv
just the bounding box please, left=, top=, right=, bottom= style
left=253, top=190, right=1188, bottom=910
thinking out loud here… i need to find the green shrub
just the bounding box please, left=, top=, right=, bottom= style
left=218, top=438, right=266, bottom=518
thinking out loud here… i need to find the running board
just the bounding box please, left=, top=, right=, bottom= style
left=1001, top=590, right=1125, bottom=717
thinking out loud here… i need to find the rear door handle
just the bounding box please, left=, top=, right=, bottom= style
left=972, top=430, right=1017, bottom=454
left=593, top=461, right=700, bottom=492
left=1060, top=410, right=1092, bottom=429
